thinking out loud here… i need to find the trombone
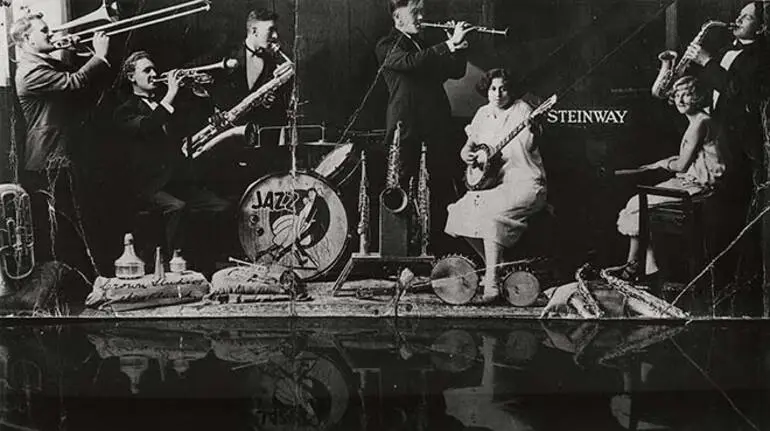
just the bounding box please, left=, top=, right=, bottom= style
left=50, top=0, right=211, bottom=51
left=421, top=21, right=509, bottom=37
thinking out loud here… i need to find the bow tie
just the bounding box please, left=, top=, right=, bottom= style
left=245, top=45, right=267, bottom=58
left=728, top=40, right=747, bottom=51
left=137, top=94, right=161, bottom=104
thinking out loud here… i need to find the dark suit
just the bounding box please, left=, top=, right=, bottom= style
left=15, top=50, right=108, bottom=172
left=210, top=45, right=291, bottom=134
left=14, top=50, right=109, bottom=276
left=193, top=44, right=294, bottom=198
left=696, top=39, right=770, bottom=297
left=375, top=28, right=467, bottom=254
left=699, top=40, right=769, bottom=186
left=114, top=94, right=230, bottom=262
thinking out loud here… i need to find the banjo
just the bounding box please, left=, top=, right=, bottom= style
left=464, top=94, right=558, bottom=191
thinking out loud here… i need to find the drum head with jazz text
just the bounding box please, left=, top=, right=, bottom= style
left=239, top=172, right=349, bottom=280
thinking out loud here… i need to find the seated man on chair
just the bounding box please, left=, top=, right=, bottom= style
left=607, top=76, right=725, bottom=291
left=444, top=69, right=548, bottom=304
left=114, top=51, right=231, bottom=270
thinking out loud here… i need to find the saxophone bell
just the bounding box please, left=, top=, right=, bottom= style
left=651, top=20, right=730, bottom=99
left=381, top=121, right=409, bottom=214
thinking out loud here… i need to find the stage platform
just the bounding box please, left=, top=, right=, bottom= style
left=79, top=278, right=546, bottom=319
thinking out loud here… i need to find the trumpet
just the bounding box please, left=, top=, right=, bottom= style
left=50, top=0, right=211, bottom=51
left=420, top=21, right=509, bottom=37
left=150, top=58, right=239, bottom=85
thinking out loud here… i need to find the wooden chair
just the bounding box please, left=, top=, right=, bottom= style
left=636, top=185, right=715, bottom=288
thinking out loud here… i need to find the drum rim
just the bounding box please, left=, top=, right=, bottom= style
left=313, top=142, right=361, bottom=186
left=237, top=169, right=351, bottom=282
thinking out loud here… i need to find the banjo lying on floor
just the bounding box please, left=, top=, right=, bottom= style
left=464, top=94, right=558, bottom=191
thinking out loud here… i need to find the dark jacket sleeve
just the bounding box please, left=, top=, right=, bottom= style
left=114, top=99, right=174, bottom=141
left=376, top=34, right=452, bottom=72
left=443, top=51, right=467, bottom=80
left=22, top=56, right=108, bottom=94
left=700, top=48, right=770, bottom=108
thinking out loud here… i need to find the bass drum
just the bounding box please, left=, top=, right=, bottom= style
left=238, top=171, right=349, bottom=281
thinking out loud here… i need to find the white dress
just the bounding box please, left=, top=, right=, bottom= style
left=616, top=118, right=725, bottom=236
left=445, top=100, right=547, bottom=248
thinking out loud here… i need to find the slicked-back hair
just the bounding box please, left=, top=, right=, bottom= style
left=246, top=8, right=278, bottom=30
left=121, top=50, right=152, bottom=83
left=388, top=0, right=412, bottom=14
left=10, top=13, right=44, bottom=45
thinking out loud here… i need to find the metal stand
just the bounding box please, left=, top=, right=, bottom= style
left=333, top=142, right=434, bottom=297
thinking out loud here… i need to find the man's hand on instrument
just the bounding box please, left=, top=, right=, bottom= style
left=165, top=69, right=183, bottom=99
left=445, top=21, right=475, bottom=50
left=683, top=42, right=711, bottom=66
left=262, top=92, right=276, bottom=108
left=91, top=32, right=110, bottom=58
left=473, top=149, right=489, bottom=165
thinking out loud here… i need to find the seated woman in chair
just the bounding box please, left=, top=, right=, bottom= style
left=608, top=75, right=725, bottom=287
left=445, top=68, right=547, bottom=303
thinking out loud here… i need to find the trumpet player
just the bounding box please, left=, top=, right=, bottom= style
left=113, top=51, right=230, bottom=272
left=11, top=13, right=111, bottom=275
left=375, top=0, right=474, bottom=255
left=682, top=1, right=769, bottom=291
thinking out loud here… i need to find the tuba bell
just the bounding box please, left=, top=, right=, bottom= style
left=0, top=184, right=35, bottom=296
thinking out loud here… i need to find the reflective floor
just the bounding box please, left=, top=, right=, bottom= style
left=0, top=319, right=767, bottom=430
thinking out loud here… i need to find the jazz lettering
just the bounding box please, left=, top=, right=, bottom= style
left=251, top=190, right=301, bottom=212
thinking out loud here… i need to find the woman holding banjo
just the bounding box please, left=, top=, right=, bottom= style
left=444, top=68, right=548, bottom=303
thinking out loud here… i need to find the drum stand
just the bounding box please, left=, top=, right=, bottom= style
left=332, top=145, right=435, bottom=297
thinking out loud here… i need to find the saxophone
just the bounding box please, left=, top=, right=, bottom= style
left=417, top=142, right=430, bottom=256
left=184, top=43, right=295, bottom=159
left=381, top=121, right=408, bottom=213
left=651, top=20, right=731, bottom=99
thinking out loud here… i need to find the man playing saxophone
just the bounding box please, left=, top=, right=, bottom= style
left=113, top=51, right=230, bottom=274
left=682, top=1, right=769, bottom=300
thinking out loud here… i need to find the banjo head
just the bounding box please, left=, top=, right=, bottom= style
left=430, top=255, right=479, bottom=305
left=502, top=269, right=541, bottom=307
left=238, top=171, right=349, bottom=281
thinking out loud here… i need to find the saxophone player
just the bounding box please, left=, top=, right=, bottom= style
left=682, top=1, right=769, bottom=292
left=113, top=51, right=230, bottom=274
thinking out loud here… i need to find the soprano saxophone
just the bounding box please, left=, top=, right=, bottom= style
left=417, top=142, right=430, bottom=256
left=651, top=20, right=733, bottom=99
left=184, top=43, right=295, bottom=158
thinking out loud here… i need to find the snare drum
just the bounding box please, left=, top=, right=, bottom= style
left=238, top=171, right=349, bottom=281
left=313, top=142, right=360, bottom=187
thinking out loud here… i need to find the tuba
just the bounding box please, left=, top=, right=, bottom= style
left=0, top=184, right=35, bottom=296
left=651, top=20, right=732, bottom=99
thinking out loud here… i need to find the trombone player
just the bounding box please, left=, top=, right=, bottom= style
left=11, top=12, right=111, bottom=276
